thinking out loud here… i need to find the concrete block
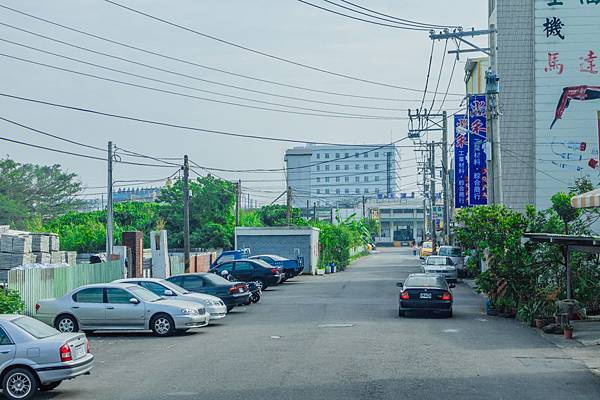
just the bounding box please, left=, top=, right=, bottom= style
left=49, top=235, right=60, bottom=252
left=10, top=236, right=32, bottom=254
left=31, top=235, right=50, bottom=253
left=0, top=236, right=13, bottom=253
left=150, top=230, right=169, bottom=278
left=33, top=252, right=51, bottom=264
left=50, top=251, right=65, bottom=264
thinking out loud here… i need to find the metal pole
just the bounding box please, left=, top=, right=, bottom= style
left=106, top=141, right=114, bottom=257
left=362, top=195, right=366, bottom=219
left=235, top=179, right=241, bottom=226
left=313, top=202, right=317, bottom=222
left=183, top=155, right=190, bottom=273
left=488, top=23, right=503, bottom=205
left=566, top=246, right=573, bottom=300
left=306, top=199, right=310, bottom=219
left=286, top=186, right=292, bottom=225
left=442, top=111, right=449, bottom=244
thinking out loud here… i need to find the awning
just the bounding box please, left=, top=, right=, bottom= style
left=571, top=189, right=600, bottom=209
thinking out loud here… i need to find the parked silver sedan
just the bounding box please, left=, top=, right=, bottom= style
left=114, top=278, right=228, bottom=321
left=422, top=256, right=458, bottom=283
left=34, top=283, right=209, bottom=337
left=0, top=315, right=93, bottom=400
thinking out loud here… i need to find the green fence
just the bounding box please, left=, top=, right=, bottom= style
left=169, top=255, right=185, bottom=276
left=8, top=261, right=124, bottom=316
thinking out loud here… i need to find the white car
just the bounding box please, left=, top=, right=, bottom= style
left=422, top=256, right=458, bottom=283
left=115, top=278, right=228, bottom=321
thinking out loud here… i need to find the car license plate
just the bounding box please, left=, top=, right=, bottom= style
left=420, top=293, right=432, bottom=299
left=74, top=345, right=86, bottom=359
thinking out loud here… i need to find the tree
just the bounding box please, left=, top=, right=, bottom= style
left=158, top=175, right=236, bottom=249
left=0, top=158, right=83, bottom=227
left=551, top=192, right=580, bottom=235
left=256, top=204, right=302, bottom=226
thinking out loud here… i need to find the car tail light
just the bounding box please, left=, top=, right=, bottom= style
left=86, top=339, right=91, bottom=354
left=271, top=268, right=279, bottom=275
left=400, top=291, right=410, bottom=300
left=59, top=344, right=72, bottom=362
left=441, top=292, right=452, bottom=301
left=35, top=303, right=40, bottom=313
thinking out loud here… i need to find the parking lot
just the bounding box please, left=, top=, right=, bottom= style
left=38, top=248, right=600, bottom=400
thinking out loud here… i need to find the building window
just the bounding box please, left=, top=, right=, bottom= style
left=344, top=164, right=349, bottom=170
left=345, top=152, right=349, bottom=158
left=364, top=188, right=369, bottom=194
left=335, top=153, right=340, bottom=158
left=316, top=153, right=321, bottom=159
left=325, top=189, right=330, bottom=194
left=316, top=166, right=320, bottom=171
left=364, top=176, right=369, bottom=182
left=316, top=189, right=321, bottom=194
left=375, top=164, right=380, bottom=170
left=325, top=177, right=330, bottom=183
left=345, top=177, right=350, bottom=182
left=325, top=165, right=330, bottom=171
left=325, top=153, right=330, bottom=159
left=336, top=189, right=340, bottom=194
left=364, top=164, right=369, bottom=170
left=355, top=188, right=360, bottom=194
left=316, top=177, right=321, bottom=183
left=355, top=177, right=360, bottom=182
left=345, top=188, right=350, bottom=194
left=335, top=164, right=340, bottom=171
left=375, top=188, right=380, bottom=193
left=355, top=152, right=360, bottom=158
left=375, top=176, right=379, bottom=182
left=375, top=152, right=379, bottom=158
left=364, top=153, right=368, bottom=158
left=335, top=177, right=340, bottom=182
left=355, top=164, right=360, bottom=170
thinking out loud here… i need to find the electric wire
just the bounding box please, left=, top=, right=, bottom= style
left=102, top=0, right=462, bottom=95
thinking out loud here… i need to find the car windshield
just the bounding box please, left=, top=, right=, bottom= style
left=404, top=276, right=445, bottom=288
left=427, top=257, right=449, bottom=265
left=13, top=316, right=59, bottom=339
left=128, top=286, right=162, bottom=302
left=439, top=247, right=462, bottom=256
left=161, top=280, right=189, bottom=294
left=423, top=242, right=432, bottom=248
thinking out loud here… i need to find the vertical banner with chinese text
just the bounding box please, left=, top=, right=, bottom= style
left=468, top=95, right=488, bottom=206
left=454, top=115, right=469, bottom=208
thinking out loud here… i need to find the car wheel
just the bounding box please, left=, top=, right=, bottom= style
left=150, top=314, right=175, bottom=337
left=447, top=309, right=453, bottom=318
left=250, top=292, right=261, bottom=303
left=226, top=306, right=234, bottom=312
left=39, top=381, right=61, bottom=391
left=55, top=314, right=78, bottom=333
left=176, top=329, right=190, bottom=334
left=3, top=368, right=38, bottom=400
left=258, top=280, right=268, bottom=290
left=398, top=309, right=406, bottom=317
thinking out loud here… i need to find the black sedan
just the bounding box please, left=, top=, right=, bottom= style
left=167, top=273, right=250, bottom=312
left=397, top=273, right=455, bottom=318
left=210, top=259, right=283, bottom=290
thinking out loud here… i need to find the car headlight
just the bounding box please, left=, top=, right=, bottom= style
left=181, top=308, right=199, bottom=315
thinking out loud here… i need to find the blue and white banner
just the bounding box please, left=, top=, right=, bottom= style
left=454, top=114, right=468, bottom=208
left=468, top=95, right=488, bottom=206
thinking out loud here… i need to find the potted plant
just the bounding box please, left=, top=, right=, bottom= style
left=563, top=322, right=574, bottom=340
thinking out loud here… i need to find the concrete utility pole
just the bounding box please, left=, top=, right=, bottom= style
left=183, top=155, right=190, bottom=272
left=429, top=142, right=437, bottom=252
left=386, top=152, right=392, bottom=196
left=235, top=179, right=241, bottom=226
left=441, top=111, right=450, bottom=244
left=306, top=199, right=310, bottom=219
left=286, top=186, right=292, bottom=225
left=313, top=202, right=317, bottom=222
left=487, top=23, right=503, bottom=205
left=362, top=195, right=366, bottom=219
left=106, top=141, right=114, bottom=257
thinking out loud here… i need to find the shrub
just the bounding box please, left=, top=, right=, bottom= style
left=0, top=289, right=25, bottom=314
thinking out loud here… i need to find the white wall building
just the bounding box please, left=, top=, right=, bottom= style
left=285, top=144, right=400, bottom=208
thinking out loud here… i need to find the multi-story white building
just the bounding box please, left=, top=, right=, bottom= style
left=284, top=144, right=399, bottom=208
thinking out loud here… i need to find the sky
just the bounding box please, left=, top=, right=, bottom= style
left=0, top=0, right=488, bottom=206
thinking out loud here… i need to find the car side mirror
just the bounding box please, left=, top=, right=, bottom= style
left=129, top=298, right=140, bottom=304
left=164, top=289, right=174, bottom=296
left=396, top=282, right=403, bottom=288
left=449, top=283, right=456, bottom=289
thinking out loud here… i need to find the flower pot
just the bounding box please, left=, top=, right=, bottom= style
left=564, top=329, right=573, bottom=340
left=534, top=319, right=545, bottom=329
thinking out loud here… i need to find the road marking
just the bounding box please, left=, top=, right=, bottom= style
left=167, top=392, right=200, bottom=396
left=476, top=318, right=488, bottom=322
left=318, top=323, right=355, bottom=328
left=443, top=329, right=459, bottom=333
left=270, top=335, right=281, bottom=339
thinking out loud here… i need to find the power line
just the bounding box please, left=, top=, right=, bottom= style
left=0, top=22, right=425, bottom=112
left=418, top=40, right=436, bottom=113
left=0, top=52, right=402, bottom=121
left=102, top=0, right=462, bottom=95
left=296, top=0, right=430, bottom=31
left=0, top=4, right=462, bottom=101
left=0, top=92, right=416, bottom=145
left=336, top=0, right=458, bottom=29
left=0, top=135, right=106, bottom=161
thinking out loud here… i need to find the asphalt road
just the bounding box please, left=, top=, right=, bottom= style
left=44, top=247, right=600, bottom=400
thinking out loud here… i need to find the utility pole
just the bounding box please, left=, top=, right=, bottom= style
left=306, top=199, right=310, bottom=219
left=235, top=179, right=241, bottom=226
left=386, top=151, right=392, bottom=196
left=441, top=111, right=449, bottom=244
left=183, top=155, right=190, bottom=272
left=429, top=142, right=437, bottom=253
left=362, top=195, right=366, bottom=219
left=286, top=186, right=292, bottom=225
left=313, top=202, right=317, bottom=222
left=487, top=23, right=503, bottom=204
left=106, top=141, right=114, bottom=257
